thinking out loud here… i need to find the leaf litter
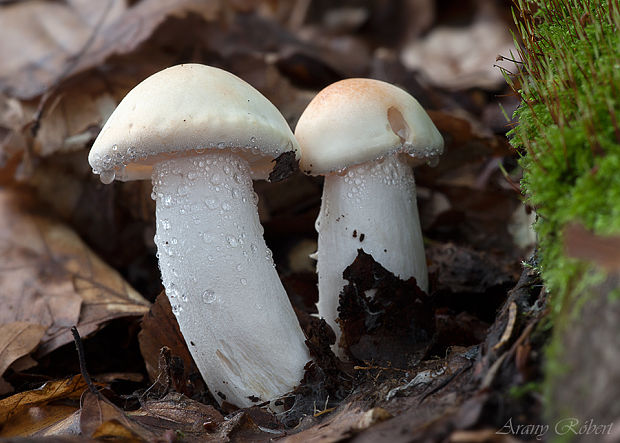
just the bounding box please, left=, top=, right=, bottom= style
left=0, top=0, right=550, bottom=441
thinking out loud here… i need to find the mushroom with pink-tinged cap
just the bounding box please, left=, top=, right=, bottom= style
left=294, top=78, right=443, bottom=355
left=89, top=63, right=310, bottom=407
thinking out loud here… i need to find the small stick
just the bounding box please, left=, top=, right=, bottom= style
left=70, top=326, right=100, bottom=397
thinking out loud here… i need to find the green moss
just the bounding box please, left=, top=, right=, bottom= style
left=506, top=0, right=620, bottom=430
left=509, top=381, right=543, bottom=399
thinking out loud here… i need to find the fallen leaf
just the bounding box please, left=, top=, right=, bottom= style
left=130, top=392, right=224, bottom=437
left=0, top=322, right=46, bottom=376
left=0, top=375, right=88, bottom=435
left=138, top=292, right=207, bottom=400
left=0, top=188, right=149, bottom=358
left=0, top=322, right=46, bottom=394
left=80, top=391, right=154, bottom=440
left=281, top=403, right=375, bottom=443
left=80, top=390, right=228, bottom=441
left=401, top=19, right=517, bottom=90
left=0, top=0, right=220, bottom=99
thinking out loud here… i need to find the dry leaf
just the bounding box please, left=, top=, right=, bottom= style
left=80, top=391, right=225, bottom=441
left=0, top=0, right=220, bottom=99
left=130, top=392, right=224, bottom=437
left=80, top=391, right=154, bottom=440
left=0, top=322, right=46, bottom=376
left=401, top=19, right=516, bottom=90
left=281, top=404, right=375, bottom=443
left=0, top=188, right=149, bottom=357
left=0, top=375, right=88, bottom=435
left=138, top=292, right=199, bottom=386
left=0, top=322, right=46, bottom=393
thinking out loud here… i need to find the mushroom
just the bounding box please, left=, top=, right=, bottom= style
left=294, top=78, right=443, bottom=354
left=89, top=64, right=310, bottom=407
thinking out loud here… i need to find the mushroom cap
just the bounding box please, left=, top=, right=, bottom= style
left=89, top=64, right=299, bottom=181
left=295, top=78, right=443, bottom=175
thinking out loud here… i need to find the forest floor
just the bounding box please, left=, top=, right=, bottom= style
left=0, top=1, right=548, bottom=441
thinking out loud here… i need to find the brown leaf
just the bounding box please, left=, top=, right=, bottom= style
left=564, top=223, right=620, bottom=271
left=0, top=322, right=46, bottom=394
left=80, top=391, right=154, bottom=440
left=0, top=375, right=88, bottom=433
left=0, top=0, right=220, bottom=99
left=0, top=188, right=149, bottom=358
left=80, top=390, right=227, bottom=441
left=401, top=18, right=516, bottom=90
left=138, top=293, right=201, bottom=389
left=0, top=406, right=79, bottom=438
left=0, top=322, right=46, bottom=376
left=130, top=392, right=224, bottom=437
left=281, top=403, right=373, bottom=443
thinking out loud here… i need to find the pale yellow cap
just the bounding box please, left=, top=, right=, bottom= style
left=89, top=64, right=299, bottom=181
left=295, top=78, right=443, bottom=175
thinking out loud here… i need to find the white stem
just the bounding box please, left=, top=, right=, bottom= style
left=316, top=155, right=428, bottom=355
left=152, top=151, right=310, bottom=408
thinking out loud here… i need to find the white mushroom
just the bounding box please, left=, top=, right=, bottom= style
left=294, top=78, right=443, bottom=355
left=89, top=64, right=310, bottom=408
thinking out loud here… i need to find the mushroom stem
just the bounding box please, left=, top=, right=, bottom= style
left=316, top=155, right=428, bottom=353
left=152, top=151, right=310, bottom=408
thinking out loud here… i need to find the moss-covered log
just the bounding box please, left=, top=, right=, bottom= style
left=507, top=0, right=620, bottom=436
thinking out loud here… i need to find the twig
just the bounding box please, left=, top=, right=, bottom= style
left=70, top=326, right=100, bottom=397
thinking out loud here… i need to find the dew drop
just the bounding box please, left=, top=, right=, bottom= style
left=427, top=157, right=439, bottom=167
left=205, top=198, right=218, bottom=210
left=221, top=201, right=232, bottom=211
left=161, top=219, right=171, bottom=230
left=211, top=174, right=222, bottom=185
left=227, top=236, right=239, bottom=247
left=240, top=278, right=247, bottom=286
left=250, top=136, right=257, bottom=143
left=250, top=244, right=258, bottom=254
left=172, top=304, right=182, bottom=315
left=202, top=289, right=216, bottom=304
left=99, top=169, right=115, bottom=184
